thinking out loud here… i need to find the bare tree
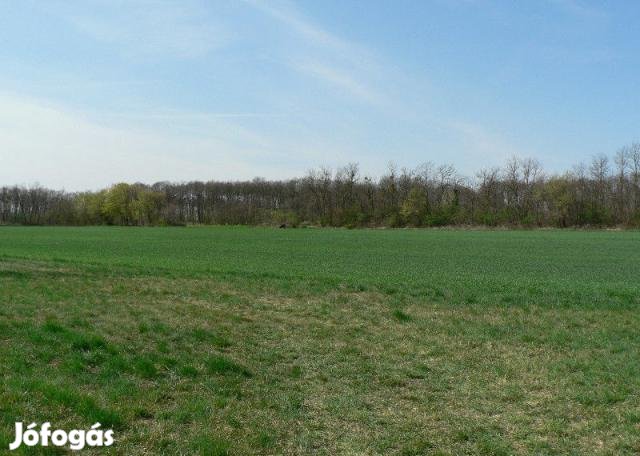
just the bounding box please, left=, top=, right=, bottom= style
left=614, top=147, right=630, bottom=222
left=3, top=141, right=640, bottom=228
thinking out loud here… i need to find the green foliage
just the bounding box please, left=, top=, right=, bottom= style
left=75, top=190, right=107, bottom=225
left=132, top=189, right=165, bottom=225
left=400, top=186, right=429, bottom=226
left=270, top=209, right=300, bottom=227
left=338, top=204, right=366, bottom=228
left=102, top=183, right=134, bottom=225
left=4, top=143, right=640, bottom=228
left=98, top=183, right=166, bottom=226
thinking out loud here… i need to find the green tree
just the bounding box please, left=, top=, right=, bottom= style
left=132, top=189, right=165, bottom=225
left=75, top=191, right=107, bottom=225
left=401, top=186, right=429, bottom=226
left=102, top=183, right=134, bottom=225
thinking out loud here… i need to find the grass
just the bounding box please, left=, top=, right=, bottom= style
left=0, top=226, right=639, bottom=454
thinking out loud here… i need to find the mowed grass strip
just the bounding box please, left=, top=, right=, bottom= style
left=0, top=227, right=639, bottom=455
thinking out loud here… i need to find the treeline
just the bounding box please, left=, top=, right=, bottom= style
left=2, top=143, right=640, bottom=228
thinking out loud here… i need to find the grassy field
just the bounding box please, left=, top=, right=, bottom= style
left=1, top=226, right=639, bottom=455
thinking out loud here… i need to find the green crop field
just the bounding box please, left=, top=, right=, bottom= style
left=1, top=226, right=639, bottom=455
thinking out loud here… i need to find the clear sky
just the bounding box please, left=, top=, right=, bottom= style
left=1, top=0, right=639, bottom=190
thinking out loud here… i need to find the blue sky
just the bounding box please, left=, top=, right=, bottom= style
left=1, top=0, right=639, bottom=190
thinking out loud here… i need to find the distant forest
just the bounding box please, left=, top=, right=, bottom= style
left=3, top=143, right=640, bottom=228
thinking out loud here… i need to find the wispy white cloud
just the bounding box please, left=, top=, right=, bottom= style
left=243, top=0, right=351, bottom=51
left=547, top=0, right=608, bottom=21
left=243, top=0, right=534, bottom=172
left=62, top=0, right=229, bottom=59
left=243, top=0, right=385, bottom=105
left=447, top=121, right=535, bottom=174
left=294, top=60, right=384, bottom=105
left=0, top=92, right=361, bottom=190
left=0, top=0, right=562, bottom=187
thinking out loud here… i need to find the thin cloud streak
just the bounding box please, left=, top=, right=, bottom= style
left=547, top=0, right=608, bottom=21
left=244, top=0, right=531, bottom=169
left=242, top=0, right=353, bottom=51
left=294, top=61, right=385, bottom=105
left=243, top=0, right=386, bottom=105
left=62, top=0, right=230, bottom=59
left=0, top=93, right=360, bottom=190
